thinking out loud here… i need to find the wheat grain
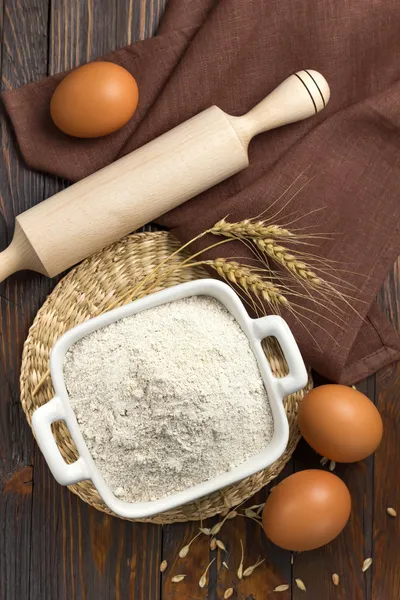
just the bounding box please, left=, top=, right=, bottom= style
left=216, top=540, right=227, bottom=551
left=224, top=588, right=234, bottom=599
left=171, top=574, right=186, bottom=583
left=273, top=584, right=289, bottom=592
left=329, top=460, right=336, bottom=471
left=159, top=560, right=167, bottom=573
left=211, top=522, right=222, bottom=535
left=226, top=510, right=238, bottom=519
left=332, top=573, right=339, bottom=586
left=387, top=507, right=397, bottom=517
left=295, top=578, right=306, bottom=591
left=210, top=538, right=217, bottom=551
left=362, top=558, right=372, bottom=572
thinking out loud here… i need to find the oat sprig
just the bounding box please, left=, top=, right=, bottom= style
left=205, top=509, right=238, bottom=539
left=226, top=510, right=238, bottom=520
left=199, top=527, right=212, bottom=535
left=243, top=557, right=265, bottom=577
left=199, top=558, right=216, bottom=588
left=179, top=531, right=201, bottom=558
left=237, top=539, right=244, bottom=580
left=255, top=503, right=265, bottom=515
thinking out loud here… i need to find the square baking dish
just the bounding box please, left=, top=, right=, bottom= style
left=31, top=279, right=308, bottom=519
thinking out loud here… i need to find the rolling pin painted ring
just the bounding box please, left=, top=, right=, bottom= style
left=0, top=70, right=330, bottom=283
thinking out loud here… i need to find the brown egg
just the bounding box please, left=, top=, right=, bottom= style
left=50, top=62, right=139, bottom=138
left=298, top=384, right=383, bottom=462
left=262, top=470, right=351, bottom=551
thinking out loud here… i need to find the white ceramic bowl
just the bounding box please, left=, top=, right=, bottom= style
left=31, top=279, right=307, bottom=519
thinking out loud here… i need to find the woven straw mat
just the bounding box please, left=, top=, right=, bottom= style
left=20, top=230, right=312, bottom=524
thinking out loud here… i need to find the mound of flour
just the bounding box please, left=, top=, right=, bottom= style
left=63, top=296, right=273, bottom=502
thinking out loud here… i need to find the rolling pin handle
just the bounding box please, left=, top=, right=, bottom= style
left=0, top=244, right=21, bottom=283
left=233, top=70, right=330, bottom=143
left=0, top=222, right=47, bottom=283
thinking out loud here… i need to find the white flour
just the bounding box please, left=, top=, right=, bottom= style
left=64, top=296, right=273, bottom=503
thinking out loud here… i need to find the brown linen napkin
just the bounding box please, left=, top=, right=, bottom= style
left=3, top=0, right=400, bottom=383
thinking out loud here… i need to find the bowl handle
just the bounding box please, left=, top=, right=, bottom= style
left=31, top=396, right=90, bottom=485
left=253, top=315, right=308, bottom=397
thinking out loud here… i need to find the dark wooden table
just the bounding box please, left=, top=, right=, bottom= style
left=0, top=1, right=399, bottom=599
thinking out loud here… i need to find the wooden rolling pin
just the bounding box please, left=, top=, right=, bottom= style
left=0, top=70, right=329, bottom=283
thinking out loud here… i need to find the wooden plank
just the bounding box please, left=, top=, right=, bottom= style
left=49, top=0, right=118, bottom=74
left=29, top=455, right=162, bottom=600
left=378, top=258, right=400, bottom=331
left=373, top=361, right=400, bottom=599
left=372, top=258, right=400, bottom=599
left=161, top=520, right=210, bottom=598
left=116, top=0, right=167, bottom=45
left=27, top=2, right=162, bottom=599
left=213, top=484, right=292, bottom=599
left=161, top=475, right=292, bottom=598
left=0, top=1, right=50, bottom=599
left=292, top=398, right=374, bottom=600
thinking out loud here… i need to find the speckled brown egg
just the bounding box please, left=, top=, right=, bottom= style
left=262, top=470, right=351, bottom=551
left=50, top=62, right=139, bottom=138
left=298, top=384, right=383, bottom=462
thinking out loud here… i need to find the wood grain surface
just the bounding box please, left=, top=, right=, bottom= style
left=0, top=2, right=399, bottom=599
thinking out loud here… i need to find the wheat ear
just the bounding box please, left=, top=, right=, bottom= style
left=211, top=218, right=293, bottom=239
left=254, top=238, right=321, bottom=285
left=201, top=259, right=288, bottom=308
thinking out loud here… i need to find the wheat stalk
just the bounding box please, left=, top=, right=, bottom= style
left=32, top=206, right=346, bottom=399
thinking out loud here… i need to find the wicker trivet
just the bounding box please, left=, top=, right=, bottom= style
left=20, top=231, right=312, bottom=523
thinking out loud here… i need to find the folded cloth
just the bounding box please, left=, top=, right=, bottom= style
left=3, top=0, right=400, bottom=383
